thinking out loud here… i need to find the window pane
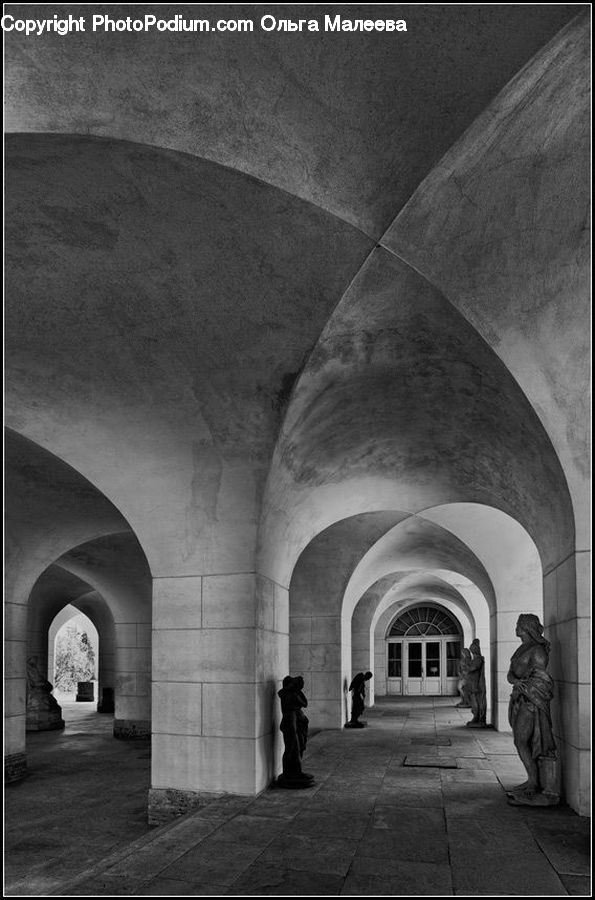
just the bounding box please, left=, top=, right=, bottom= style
left=408, top=642, right=422, bottom=677
left=388, top=643, right=401, bottom=677
left=426, top=641, right=440, bottom=677
left=447, top=640, right=461, bottom=677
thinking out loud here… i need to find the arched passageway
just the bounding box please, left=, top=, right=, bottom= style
left=4, top=6, right=589, bottom=824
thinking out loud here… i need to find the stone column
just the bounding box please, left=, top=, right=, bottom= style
left=113, top=621, right=151, bottom=738
left=289, top=613, right=342, bottom=729
left=544, top=551, right=590, bottom=816
left=149, top=571, right=289, bottom=824
left=4, top=600, right=28, bottom=782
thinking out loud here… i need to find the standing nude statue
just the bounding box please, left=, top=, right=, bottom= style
left=345, top=671, right=373, bottom=728
left=506, top=614, right=559, bottom=806
left=277, top=675, right=314, bottom=788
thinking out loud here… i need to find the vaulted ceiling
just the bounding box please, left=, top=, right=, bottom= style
left=4, top=4, right=589, bottom=584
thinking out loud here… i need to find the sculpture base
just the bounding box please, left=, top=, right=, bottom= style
left=275, top=773, right=315, bottom=790
left=507, top=789, right=560, bottom=807
left=345, top=721, right=366, bottom=729
left=26, top=712, right=65, bottom=732
left=465, top=720, right=491, bottom=729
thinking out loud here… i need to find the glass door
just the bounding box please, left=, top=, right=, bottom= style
left=424, top=641, right=441, bottom=693
left=405, top=642, right=423, bottom=694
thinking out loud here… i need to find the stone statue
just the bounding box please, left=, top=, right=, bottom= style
left=455, top=648, right=472, bottom=708
left=276, top=675, right=314, bottom=788
left=506, top=614, right=559, bottom=806
left=26, top=656, right=65, bottom=732
left=465, top=639, right=487, bottom=727
left=345, top=671, right=373, bottom=728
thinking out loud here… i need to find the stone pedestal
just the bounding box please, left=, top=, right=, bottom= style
left=76, top=681, right=95, bottom=702
left=97, top=687, right=115, bottom=713
left=26, top=700, right=64, bottom=732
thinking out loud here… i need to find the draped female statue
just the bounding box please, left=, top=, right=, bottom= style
left=506, top=614, right=559, bottom=806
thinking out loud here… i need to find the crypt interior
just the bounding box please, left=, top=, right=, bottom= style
left=4, top=3, right=591, bottom=896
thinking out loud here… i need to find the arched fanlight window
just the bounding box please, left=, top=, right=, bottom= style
left=388, top=605, right=461, bottom=637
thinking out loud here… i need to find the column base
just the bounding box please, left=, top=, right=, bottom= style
left=5, top=752, right=27, bottom=783
left=113, top=719, right=150, bottom=740
left=148, top=787, right=221, bottom=826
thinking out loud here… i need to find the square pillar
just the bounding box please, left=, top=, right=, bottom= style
left=149, top=572, right=288, bottom=824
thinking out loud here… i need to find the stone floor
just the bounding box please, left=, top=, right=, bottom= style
left=4, top=696, right=152, bottom=896
left=4, top=696, right=591, bottom=896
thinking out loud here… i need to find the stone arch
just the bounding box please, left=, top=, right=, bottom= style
left=352, top=572, right=481, bottom=706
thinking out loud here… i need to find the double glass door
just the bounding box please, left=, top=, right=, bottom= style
left=405, top=640, right=441, bottom=694
left=387, top=637, right=460, bottom=695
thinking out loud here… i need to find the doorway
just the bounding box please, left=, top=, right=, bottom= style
left=385, top=604, right=462, bottom=696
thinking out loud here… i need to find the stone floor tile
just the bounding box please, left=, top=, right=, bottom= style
left=136, top=877, right=228, bottom=896
left=257, top=833, right=358, bottom=877
left=244, top=796, right=307, bottom=819
left=59, top=873, right=145, bottom=895
left=346, top=857, right=453, bottom=895
left=227, top=862, right=344, bottom=895
left=161, top=836, right=265, bottom=885
left=441, top=768, right=499, bottom=783
left=404, top=754, right=458, bottom=768
left=372, top=804, right=445, bottom=829
left=357, top=811, right=449, bottom=863
left=437, top=746, right=486, bottom=758
left=286, top=810, right=371, bottom=840
left=355, top=825, right=449, bottom=867
left=375, top=786, right=444, bottom=808
left=383, top=768, right=442, bottom=786
left=559, top=874, right=593, bottom=895
left=447, top=816, right=538, bottom=856
left=210, top=813, right=289, bottom=850
left=451, top=851, right=567, bottom=895
left=528, top=821, right=591, bottom=875
left=455, top=756, right=495, bottom=769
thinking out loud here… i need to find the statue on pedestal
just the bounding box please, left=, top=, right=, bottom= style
left=26, top=656, right=65, bottom=732
left=345, top=671, right=373, bottom=728
left=455, top=647, right=472, bottom=708
left=506, top=614, right=559, bottom=806
left=276, top=675, right=314, bottom=788
left=465, top=639, right=487, bottom=728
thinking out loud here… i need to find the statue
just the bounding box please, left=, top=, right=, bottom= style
left=26, top=656, right=65, bottom=732
left=455, top=648, right=472, bottom=708
left=345, top=671, right=373, bottom=728
left=465, top=639, right=487, bottom=727
left=506, top=614, right=559, bottom=806
left=276, top=675, right=314, bottom=788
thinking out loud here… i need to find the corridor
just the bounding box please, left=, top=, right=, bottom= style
left=8, top=697, right=589, bottom=897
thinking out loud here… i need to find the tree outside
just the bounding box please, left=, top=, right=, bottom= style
left=54, top=618, right=96, bottom=692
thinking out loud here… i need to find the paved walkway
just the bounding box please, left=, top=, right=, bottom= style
left=5, top=697, right=591, bottom=896
left=4, top=697, right=151, bottom=896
